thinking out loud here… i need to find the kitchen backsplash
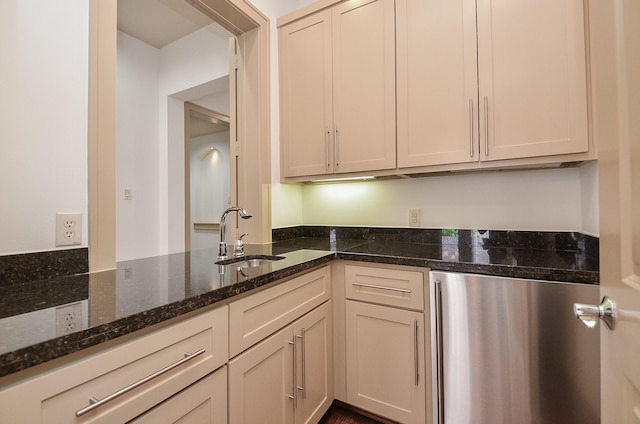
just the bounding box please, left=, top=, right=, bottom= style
left=273, top=226, right=599, bottom=264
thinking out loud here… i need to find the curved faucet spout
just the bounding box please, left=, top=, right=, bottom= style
left=218, top=207, right=252, bottom=259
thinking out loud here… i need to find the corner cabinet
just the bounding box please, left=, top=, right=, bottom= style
left=228, top=266, right=333, bottom=424
left=396, top=0, right=589, bottom=168
left=334, top=262, right=431, bottom=424
left=279, top=0, right=396, bottom=178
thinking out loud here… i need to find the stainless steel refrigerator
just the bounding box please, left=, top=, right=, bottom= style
left=430, top=272, right=600, bottom=424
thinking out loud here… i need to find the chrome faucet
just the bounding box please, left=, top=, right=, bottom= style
left=218, top=207, right=252, bottom=259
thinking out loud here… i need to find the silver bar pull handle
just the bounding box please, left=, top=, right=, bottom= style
left=414, top=319, right=419, bottom=386
left=288, top=336, right=298, bottom=408
left=483, top=96, right=489, bottom=157
left=297, top=329, right=306, bottom=399
left=574, top=296, right=617, bottom=330
left=469, top=99, right=474, bottom=158
left=334, top=125, right=339, bottom=168
left=351, top=282, right=411, bottom=293
left=325, top=126, right=330, bottom=170
left=76, top=348, right=206, bottom=417
left=434, top=281, right=445, bottom=424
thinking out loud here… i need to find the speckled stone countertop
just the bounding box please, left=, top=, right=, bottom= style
left=0, top=228, right=598, bottom=379
left=271, top=227, right=599, bottom=284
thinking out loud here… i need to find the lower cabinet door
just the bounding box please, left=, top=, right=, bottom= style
left=228, top=301, right=334, bottom=424
left=131, top=367, right=227, bottom=424
left=346, top=300, right=426, bottom=424
left=294, top=301, right=334, bottom=424
left=228, top=326, right=296, bottom=424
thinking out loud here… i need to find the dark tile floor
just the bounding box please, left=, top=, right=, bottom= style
left=319, top=405, right=387, bottom=424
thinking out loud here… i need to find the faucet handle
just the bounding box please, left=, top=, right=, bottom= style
left=234, top=233, right=248, bottom=257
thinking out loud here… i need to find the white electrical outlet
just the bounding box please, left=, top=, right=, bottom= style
left=55, top=302, right=83, bottom=336
left=56, top=213, right=82, bottom=246
left=409, top=208, right=421, bottom=227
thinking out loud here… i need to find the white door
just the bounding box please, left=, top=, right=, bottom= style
left=588, top=0, right=640, bottom=422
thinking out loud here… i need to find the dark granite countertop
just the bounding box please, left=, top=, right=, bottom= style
left=0, top=228, right=599, bottom=380
left=273, top=227, right=599, bottom=284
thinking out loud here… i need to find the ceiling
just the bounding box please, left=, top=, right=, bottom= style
left=117, top=0, right=231, bottom=137
left=117, top=0, right=214, bottom=48
left=190, top=110, right=229, bottom=137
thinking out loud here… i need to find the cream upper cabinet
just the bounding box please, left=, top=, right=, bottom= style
left=331, top=0, right=396, bottom=174
left=397, top=0, right=589, bottom=168
left=477, top=0, right=588, bottom=161
left=280, top=9, right=333, bottom=178
left=396, top=0, right=479, bottom=167
left=279, top=0, right=396, bottom=178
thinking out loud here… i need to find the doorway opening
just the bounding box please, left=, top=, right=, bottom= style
left=185, top=102, right=233, bottom=251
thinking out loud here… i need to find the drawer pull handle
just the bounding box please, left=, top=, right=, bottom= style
left=351, top=282, right=411, bottom=294
left=75, top=348, right=206, bottom=417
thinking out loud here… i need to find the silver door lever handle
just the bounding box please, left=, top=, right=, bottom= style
left=573, top=296, right=617, bottom=330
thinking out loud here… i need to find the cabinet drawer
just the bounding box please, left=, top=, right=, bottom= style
left=229, top=266, right=331, bottom=357
left=345, top=264, right=424, bottom=310
left=38, top=306, right=228, bottom=423
left=131, top=366, right=227, bottom=424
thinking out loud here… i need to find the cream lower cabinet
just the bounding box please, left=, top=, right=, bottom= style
left=340, top=263, right=430, bottom=424
left=0, top=306, right=228, bottom=424
left=346, top=302, right=426, bottom=423
left=131, top=366, right=227, bottom=424
left=228, top=301, right=333, bottom=424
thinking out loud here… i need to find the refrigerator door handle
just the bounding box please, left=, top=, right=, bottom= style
left=434, top=280, right=445, bottom=424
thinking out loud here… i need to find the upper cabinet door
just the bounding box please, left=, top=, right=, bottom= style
left=396, top=0, right=479, bottom=168
left=332, top=0, right=397, bottom=174
left=280, top=10, right=333, bottom=178
left=477, top=0, right=589, bottom=161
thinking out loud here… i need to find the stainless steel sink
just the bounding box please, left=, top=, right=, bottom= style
left=215, top=255, right=285, bottom=268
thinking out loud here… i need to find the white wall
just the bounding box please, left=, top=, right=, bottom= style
left=0, top=1, right=88, bottom=255
left=117, top=32, right=162, bottom=261
left=160, top=24, right=232, bottom=257
left=0, top=0, right=599, bottom=260
left=300, top=168, right=593, bottom=232
left=580, top=161, right=599, bottom=236
left=190, top=131, right=231, bottom=251
left=117, top=23, right=231, bottom=261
